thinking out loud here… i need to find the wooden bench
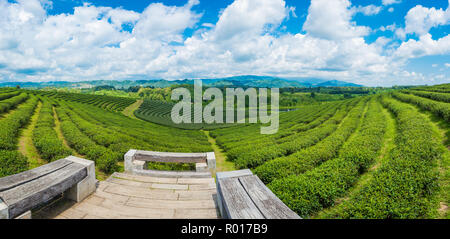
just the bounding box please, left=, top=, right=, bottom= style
left=0, top=156, right=96, bottom=219
left=216, top=170, right=301, bottom=219
left=124, top=150, right=216, bottom=178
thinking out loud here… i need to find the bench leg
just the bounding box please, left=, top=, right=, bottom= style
left=0, top=200, right=8, bottom=219
left=65, top=156, right=97, bottom=203
left=206, top=152, right=216, bottom=170
left=14, top=210, right=31, bottom=219
left=196, top=163, right=208, bottom=172
left=124, top=149, right=137, bottom=173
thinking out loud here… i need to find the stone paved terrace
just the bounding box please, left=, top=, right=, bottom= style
left=34, top=172, right=220, bottom=219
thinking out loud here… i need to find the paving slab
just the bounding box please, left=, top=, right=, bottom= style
left=40, top=172, right=220, bottom=219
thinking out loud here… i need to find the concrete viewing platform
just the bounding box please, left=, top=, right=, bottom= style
left=3, top=150, right=299, bottom=219
left=35, top=172, right=220, bottom=219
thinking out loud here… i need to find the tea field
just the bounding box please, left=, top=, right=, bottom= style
left=0, top=84, right=448, bottom=219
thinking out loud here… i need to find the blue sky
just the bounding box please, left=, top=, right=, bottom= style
left=0, top=0, right=449, bottom=86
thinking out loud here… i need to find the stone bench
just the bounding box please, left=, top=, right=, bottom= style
left=0, top=156, right=96, bottom=219
left=216, top=170, right=301, bottom=219
left=124, top=150, right=216, bottom=178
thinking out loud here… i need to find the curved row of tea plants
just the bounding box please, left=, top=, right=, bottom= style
left=0, top=92, right=28, bottom=114
left=134, top=99, right=235, bottom=130
left=55, top=104, right=120, bottom=173
left=407, top=90, right=450, bottom=103
left=0, top=91, right=20, bottom=101
left=62, top=103, right=154, bottom=156
left=268, top=97, right=386, bottom=217
left=0, top=95, right=38, bottom=177
left=323, top=96, right=444, bottom=218
left=413, top=84, right=450, bottom=93
left=63, top=101, right=212, bottom=153
left=231, top=100, right=358, bottom=169
left=32, top=99, right=72, bottom=162
left=392, top=92, right=450, bottom=122
left=211, top=102, right=345, bottom=152
left=254, top=97, right=368, bottom=184
left=29, top=90, right=136, bottom=112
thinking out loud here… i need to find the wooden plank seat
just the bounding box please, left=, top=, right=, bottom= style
left=216, top=170, right=301, bottom=219
left=125, top=150, right=216, bottom=178
left=0, top=156, right=96, bottom=219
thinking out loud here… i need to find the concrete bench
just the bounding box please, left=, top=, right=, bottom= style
left=216, top=170, right=301, bottom=219
left=0, top=156, right=96, bottom=219
left=125, top=150, right=216, bottom=178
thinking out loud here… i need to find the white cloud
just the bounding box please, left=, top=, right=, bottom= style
left=378, top=23, right=397, bottom=32
left=382, top=0, right=401, bottom=6
left=0, top=0, right=448, bottom=87
left=201, top=23, right=215, bottom=28
left=352, top=5, right=382, bottom=16
left=445, top=63, right=450, bottom=67
left=303, top=0, right=370, bottom=40
left=212, top=0, right=286, bottom=41
left=133, top=1, right=201, bottom=42
left=388, top=7, right=394, bottom=13
left=398, top=2, right=450, bottom=38
left=395, top=34, right=450, bottom=59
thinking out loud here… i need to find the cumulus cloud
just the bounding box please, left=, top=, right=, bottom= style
left=133, top=1, right=201, bottom=42
left=303, top=0, right=370, bottom=40
left=393, top=2, right=450, bottom=62
left=0, top=0, right=448, bottom=86
left=395, top=34, right=450, bottom=59
left=397, top=2, right=450, bottom=38
left=352, top=5, right=382, bottom=16
left=212, top=0, right=286, bottom=41
left=382, top=0, right=401, bottom=6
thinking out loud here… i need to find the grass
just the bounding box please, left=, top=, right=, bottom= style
left=203, top=130, right=236, bottom=177
left=18, top=101, right=44, bottom=169
left=122, top=99, right=143, bottom=120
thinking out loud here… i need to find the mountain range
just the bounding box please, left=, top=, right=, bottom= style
left=0, top=76, right=364, bottom=89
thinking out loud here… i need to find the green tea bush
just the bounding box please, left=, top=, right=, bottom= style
left=0, top=92, right=28, bottom=114
left=32, top=100, right=72, bottom=162
left=326, top=96, right=443, bottom=218
left=0, top=150, right=28, bottom=177
left=407, top=90, right=450, bottom=103
left=56, top=106, right=119, bottom=173
left=392, top=92, right=450, bottom=122
left=0, top=95, right=37, bottom=150
left=268, top=97, right=386, bottom=217
left=254, top=98, right=368, bottom=183
left=0, top=91, right=20, bottom=101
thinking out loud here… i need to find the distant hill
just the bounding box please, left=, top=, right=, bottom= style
left=0, top=76, right=363, bottom=89
left=315, top=80, right=363, bottom=87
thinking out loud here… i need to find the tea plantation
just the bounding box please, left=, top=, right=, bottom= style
left=0, top=84, right=448, bottom=219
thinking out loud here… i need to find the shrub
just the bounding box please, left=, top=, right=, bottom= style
left=0, top=92, right=28, bottom=113
left=393, top=92, right=450, bottom=122
left=0, top=150, right=29, bottom=177
left=254, top=98, right=368, bottom=183
left=0, top=95, right=37, bottom=150
left=324, top=96, right=443, bottom=219
left=32, top=100, right=72, bottom=162
left=268, top=97, right=386, bottom=217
